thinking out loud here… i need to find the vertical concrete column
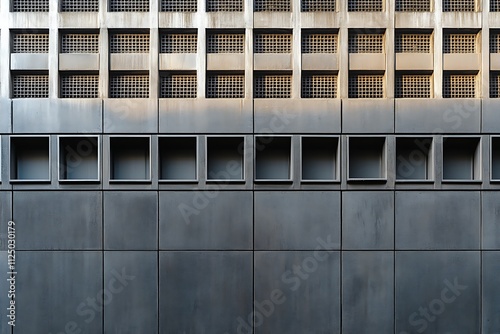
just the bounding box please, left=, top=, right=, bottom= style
left=99, top=0, right=109, bottom=99
left=292, top=0, right=301, bottom=99
left=482, top=0, right=490, bottom=99
left=385, top=0, right=395, bottom=99
left=150, top=0, right=159, bottom=102
left=434, top=0, right=443, bottom=98
left=244, top=0, right=253, bottom=103
left=48, top=0, right=59, bottom=99
left=338, top=27, right=349, bottom=99
left=197, top=0, right=207, bottom=98
left=0, top=0, right=10, bottom=99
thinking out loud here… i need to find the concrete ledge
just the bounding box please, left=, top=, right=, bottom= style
left=160, top=98, right=253, bottom=133
left=254, top=54, right=292, bottom=70
left=105, top=12, right=150, bottom=28
left=159, top=13, right=198, bottom=28
left=395, top=12, right=435, bottom=28
left=254, top=99, right=341, bottom=133
left=9, top=12, right=49, bottom=28
left=58, top=13, right=99, bottom=28
left=110, top=54, right=149, bottom=71
left=349, top=54, right=385, bottom=71
left=442, top=12, right=481, bottom=28
left=59, top=54, right=99, bottom=71
left=11, top=54, right=48, bottom=70
left=490, top=54, right=500, bottom=71
left=254, top=12, right=292, bottom=28
left=206, top=12, right=246, bottom=28
left=344, top=12, right=389, bottom=28
left=443, top=54, right=480, bottom=71
left=207, top=54, right=245, bottom=71
left=300, top=12, right=340, bottom=28
left=159, top=54, right=197, bottom=71
left=396, top=53, right=433, bottom=71
left=104, top=99, right=157, bottom=133
left=13, top=99, right=102, bottom=133
left=395, top=98, right=480, bottom=133
left=302, top=54, right=338, bottom=71
left=342, top=99, right=394, bottom=133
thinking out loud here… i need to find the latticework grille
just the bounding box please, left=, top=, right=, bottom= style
left=443, top=33, right=477, bottom=53
left=443, top=73, right=477, bottom=98
left=395, top=74, right=431, bottom=98
left=491, top=0, right=500, bottom=11
left=161, top=0, right=197, bottom=11
left=207, top=33, right=245, bottom=53
left=110, top=34, right=150, bottom=53
left=302, top=74, right=337, bottom=98
left=395, top=0, right=430, bottom=11
left=348, top=0, right=383, bottom=11
left=443, top=0, right=475, bottom=11
left=395, top=33, right=431, bottom=53
left=61, top=34, right=99, bottom=53
left=12, top=0, right=48, bottom=12
left=302, top=33, right=338, bottom=53
left=254, top=33, right=292, bottom=53
left=61, top=0, right=99, bottom=12
left=207, top=0, right=243, bottom=11
left=12, top=33, right=49, bottom=53
left=348, top=73, right=384, bottom=98
left=301, top=0, right=335, bottom=11
left=490, top=72, right=500, bottom=98
left=207, top=74, right=245, bottom=98
left=60, top=74, right=99, bottom=98
left=160, top=74, right=197, bottom=98
left=254, top=74, right=291, bottom=98
left=109, top=74, right=149, bottom=98
left=254, top=0, right=291, bottom=11
left=490, top=32, right=500, bottom=53
left=12, top=74, right=49, bottom=98
left=160, top=33, right=197, bottom=53
left=348, top=33, right=384, bottom=53
left=109, top=0, right=149, bottom=11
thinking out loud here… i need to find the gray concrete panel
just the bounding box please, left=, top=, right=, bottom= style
left=59, top=54, right=100, bottom=71
left=110, top=54, right=150, bottom=71
left=349, top=54, right=385, bottom=71
left=395, top=191, right=480, bottom=249
left=483, top=192, right=500, bottom=249
left=482, top=99, right=500, bottom=133
left=342, top=251, right=394, bottom=334
left=159, top=54, right=197, bottom=70
left=302, top=54, right=339, bottom=71
left=254, top=251, right=340, bottom=334
left=104, top=191, right=158, bottom=250
left=160, top=99, right=253, bottom=133
left=0, top=192, right=12, bottom=251
left=10, top=54, right=48, bottom=70
left=14, top=191, right=102, bottom=249
left=159, top=251, right=252, bottom=334
left=342, top=191, right=394, bottom=249
left=483, top=251, right=500, bottom=334
left=13, top=99, right=102, bottom=133
left=255, top=191, right=340, bottom=250
left=0, top=251, right=10, bottom=334
left=395, top=99, right=481, bottom=133
left=160, top=191, right=252, bottom=250
left=254, top=99, right=341, bottom=134
left=104, top=251, right=157, bottom=334
left=396, top=251, right=480, bottom=334
left=342, top=99, right=394, bottom=133
left=0, top=99, right=11, bottom=133
left=15, top=251, right=102, bottom=334
left=207, top=54, right=245, bottom=71
left=104, top=99, right=157, bottom=133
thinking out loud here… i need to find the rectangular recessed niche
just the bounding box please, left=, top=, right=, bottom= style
left=396, top=137, right=433, bottom=181
left=492, top=137, right=500, bottom=181
left=59, top=136, right=99, bottom=182
left=442, top=137, right=481, bottom=181
left=159, top=137, right=197, bottom=182
left=348, top=137, right=386, bottom=181
left=207, top=137, right=244, bottom=182
left=110, top=137, right=150, bottom=182
left=255, top=136, right=292, bottom=181
left=10, top=136, right=50, bottom=182
left=301, top=137, right=339, bottom=182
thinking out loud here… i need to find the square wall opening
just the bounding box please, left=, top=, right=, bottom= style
left=59, top=136, right=99, bottom=182
left=442, top=137, right=481, bottom=181
left=301, top=136, right=339, bottom=182
left=396, top=137, right=433, bottom=181
left=255, top=136, right=292, bottom=181
left=110, top=137, right=150, bottom=182
left=159, top=137, right=197, bottom=182
left=348, top=137, right=386, bottom=180
left=10, top=136, right=50, bottom=182
left=207, top=137, right=244, bottom=182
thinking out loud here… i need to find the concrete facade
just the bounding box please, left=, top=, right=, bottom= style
left=0, top=0, right=500, bottom=333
